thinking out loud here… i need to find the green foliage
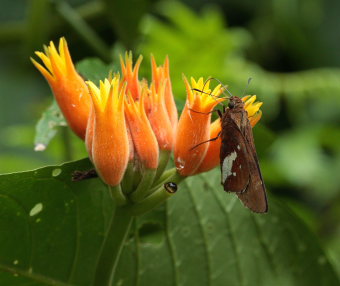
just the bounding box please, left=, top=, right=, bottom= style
left=75, top=57, right=116, bottom=84
left=34, top=100, right=66, bottom=151
left=0, top=160, right=338, bottom=285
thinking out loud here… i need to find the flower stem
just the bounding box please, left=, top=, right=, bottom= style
left=121, top=162, right=135, bottom=194
left=110, top=185, right=127, bottom=206
left=130, top=169, right=156, bottom=202
left=128, top=186, right=174, bottom=216
left=154, top=150, right=171, bottom=182
left=94, top=206, right=133, bottom=286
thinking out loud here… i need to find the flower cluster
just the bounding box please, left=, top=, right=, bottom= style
left=32, top=38, right=263, bottom=212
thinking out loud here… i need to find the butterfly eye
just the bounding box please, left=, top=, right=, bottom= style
left=228, top=101, right=235, bottom=109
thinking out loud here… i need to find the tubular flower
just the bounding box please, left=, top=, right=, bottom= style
left=151, top=55, right=178, bottom=128
left=125, top=93, right=159, bottom=170
left=144, top=82, right=174, bottom=151
left=120, top=52, right=143, bottom=100
left=31, top=37, right=90, bottom=139
left=174, top=77, right=225, bottom=176
left=86, top=77, right=129, bottom=187
left=194, top=95, right=263, bottom=174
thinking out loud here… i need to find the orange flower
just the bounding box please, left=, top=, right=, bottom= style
left=86, top=77, right=129, bottom=186
left=174, top=77, right=224, bottom=176
left=151, top=55, right=178, bottom=128
left=144, top=82, right=174, bottom=151
left=31, top=38, right=90, bottom=139
left=125, top=93, right=159, bottom=170
left=120, top=52, right=143, bottom=100
left=195, top=118, right=221, bottom=173
left=195, top=95, right=263, bottom=174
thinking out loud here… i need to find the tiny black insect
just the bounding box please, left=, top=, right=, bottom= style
left=164, top=182, right=178, bottom=194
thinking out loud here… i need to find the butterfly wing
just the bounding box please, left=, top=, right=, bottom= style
left=237, top=112, right=268, bottom=213
left=220, top=115, right=250, bottom=193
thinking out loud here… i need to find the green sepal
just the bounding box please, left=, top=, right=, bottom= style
left=154, top=150, right=171, bottom=182
left=129, top=168, right=156, bottom=202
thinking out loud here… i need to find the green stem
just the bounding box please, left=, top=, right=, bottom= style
left=154, top=150, right=171, bottom=182
left=128, top=186, right=174, bottom=216
left=94, top=206, right=133, bottom=286
left=130, top=169, right=156, bottom=202
left=149, top=168, right=184, bottom=195
left=120, top=162, right=135, bottom=194
left=153, top=167, right=177, bottom=186
left=128, top=171, right=186, bottom=216
left=110, top=185, right=127, bottom=206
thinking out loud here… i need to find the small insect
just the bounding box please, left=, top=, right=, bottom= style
left=164, top=182, right=178, bottom=194
left=193, top=80, right=268, bottom=213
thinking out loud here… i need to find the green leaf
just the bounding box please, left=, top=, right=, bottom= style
left=0, top=161, right=338, bottom=285
left=34, top=100, right=66, bottom=151
left=115, top=170, right=339, bottom=286
left=76, top=58, right=117, bottom=84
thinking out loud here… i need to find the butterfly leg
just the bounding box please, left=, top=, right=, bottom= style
left=189, top=131, right=221, bottom=151
left=188, top=108, right=220, bottom=115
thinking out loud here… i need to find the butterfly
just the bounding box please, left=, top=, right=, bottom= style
left=219, top=96, right=268, bottom=213
left=192, top=79, right=268, bottom=213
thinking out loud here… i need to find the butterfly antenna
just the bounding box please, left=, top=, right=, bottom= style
left=207, top=77, right=233, bottom=98
left=241, top=77, right=252, bottom=97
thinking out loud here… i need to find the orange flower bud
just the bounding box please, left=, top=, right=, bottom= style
left=151, top=55, right=178, bottom=128
left=174, top=77, right=224, bottom=176
left=31, top=38, right=90, bottom=139
left=86, top=77, right=129, bottom=186
left=144, top=82, right=174, bottom=151
left=125, top=93, right=159, bottom=169
left=194, top=95, right=264, bottom=174
left=120, top=52, right=143, bottom=100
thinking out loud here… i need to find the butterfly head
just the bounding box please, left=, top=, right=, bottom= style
left=228, top=96, right=244, bottom=111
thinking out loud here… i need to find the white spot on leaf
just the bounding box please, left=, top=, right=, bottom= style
left=52, top=168, right=62, bottom=177
left=29, top=203, right=43, bottom=217
left=222, top=151, right=237, bottom=182
left=237, top=145, right=241, bottom=150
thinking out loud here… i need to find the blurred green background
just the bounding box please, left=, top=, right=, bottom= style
left=1, top=0, right=340, bottom=279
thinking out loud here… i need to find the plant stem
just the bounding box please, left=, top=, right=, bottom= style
left=130, top=169, right=156, bottom=202
left=154, top=150, right=171, bottom=182
left=94, top=206, right=133, bottom=286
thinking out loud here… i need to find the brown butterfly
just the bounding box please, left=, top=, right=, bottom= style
left=192, top=81, right=268, bottom=213
left=219, top=96, right=268, bottom=213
